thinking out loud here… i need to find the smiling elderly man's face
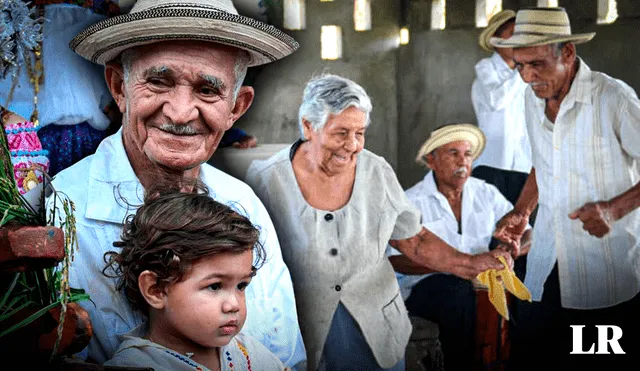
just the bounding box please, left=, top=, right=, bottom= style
left=426, top=140, right=474, bottom=190
left=108, top=40, right=253, bottom=171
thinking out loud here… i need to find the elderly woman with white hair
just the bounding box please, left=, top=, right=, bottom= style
left=247, top=74, right=511, bottom=370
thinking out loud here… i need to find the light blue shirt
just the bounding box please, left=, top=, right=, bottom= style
left=387, top=172, right=516, bottom=300
left=48, top=131, right=306, bottom=367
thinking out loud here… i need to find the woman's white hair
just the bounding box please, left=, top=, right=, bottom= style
left=298, top=74, right=372, bottom=139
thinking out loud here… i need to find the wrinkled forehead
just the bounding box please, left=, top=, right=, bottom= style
left=323, top=107, right=368, bottom=130
left=513, top=44, right=555, bottom=62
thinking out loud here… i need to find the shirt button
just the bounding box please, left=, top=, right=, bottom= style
left=324, top=213, right=334, bottom=221
left=330, top=248, right=338, bottom=256
left=335, top=285, right=342, bottom=292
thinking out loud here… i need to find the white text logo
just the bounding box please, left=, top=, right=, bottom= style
left=570, top=325, right=625, bottom=354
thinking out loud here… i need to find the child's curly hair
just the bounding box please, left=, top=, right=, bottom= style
left=104, top=181, right=266, bottom=315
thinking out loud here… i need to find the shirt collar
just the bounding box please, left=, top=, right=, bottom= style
left=86, top=128, right=144, bottom=223
left=422, top=171, right=441, bottom=199
left=422, top=171, right=475, bottom=232
left=422, top=171, right=472, bottom=208
left=572, top=58, right=593, bottom=105
left=553, top=57, right=593, bottom=112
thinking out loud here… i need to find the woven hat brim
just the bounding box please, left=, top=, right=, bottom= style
left=490, top=32, right=595, bottom=48
left=416, top=125, right=486, bottom=167
left=70, top=9, right=299, bottom=67
left=479, top=14, right=516, bottom=52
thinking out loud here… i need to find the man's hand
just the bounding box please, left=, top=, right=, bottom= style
left=461, top=250, right=513, bottom=281
left=569, top=201, right=614, bottom=238
left=496, top=228, right=532, bottom=260
left=232, top=135, right=258, bottom=149
left=493, top=210, right=529, bottom=255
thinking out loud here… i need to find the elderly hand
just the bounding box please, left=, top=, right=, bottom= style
left=464, top=250, right=513, bottom=281
left=493, top=210, right=529, bottom=255
left=569, top=201, right=614, bottom=238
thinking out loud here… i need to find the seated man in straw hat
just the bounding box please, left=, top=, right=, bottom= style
left=387, top=124, right=531, bottom=371
left=491, top=6, right=640, bottom=369
left=471, top=10, right=532, bottom=208
left=47, top=0, right=306, bottom=367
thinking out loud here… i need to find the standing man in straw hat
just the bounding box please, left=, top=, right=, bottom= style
left=491, top=7, right=640, bottom=368
left=471, top=10, right=532, bottom=208
left=387, top=124, right=532, bottom=371
left=48, top=0, right=306, bottom=367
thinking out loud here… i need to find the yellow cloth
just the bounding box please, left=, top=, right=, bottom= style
left=476, top=256, right=532, bottom=320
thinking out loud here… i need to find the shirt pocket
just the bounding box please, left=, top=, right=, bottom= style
left=382, top=292, right=411, bottom=347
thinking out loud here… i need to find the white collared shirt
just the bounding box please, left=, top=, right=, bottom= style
left=387, top=172, right=515, bottom=300
left=524, top=59, right=640, bottom=309
left=472, top=52, right=532, bottom=173
left=47, top=130, right=306, bottom=367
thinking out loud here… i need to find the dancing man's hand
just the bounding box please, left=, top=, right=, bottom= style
left=569, top=201, right=614, bottom=238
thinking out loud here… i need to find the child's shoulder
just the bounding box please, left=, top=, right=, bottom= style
left=224, top=333, right=289, bottom=371
left=104, top=337, right=160, bottom=369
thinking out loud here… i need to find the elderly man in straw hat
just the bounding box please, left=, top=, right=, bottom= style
left=490, top=7, right=640, bottom=368
left=387, top=124, right=531, bottom=371
left=471, top=10, right=532, bottom=207
left=47, top=0, right=306, bottom=367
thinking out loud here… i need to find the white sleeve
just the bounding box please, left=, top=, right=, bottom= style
left=474, top=59, right=524, bottom=111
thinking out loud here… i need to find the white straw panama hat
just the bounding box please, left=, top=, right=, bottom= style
left=416, top=124, right=486, bottom=167
left=490, top=7, right=595, bottom=49
left=70, top=0, right=299, bottom=67
left=479, top=9, right=516, bottom=52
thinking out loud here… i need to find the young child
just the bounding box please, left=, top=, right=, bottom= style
left=103, top=185, right=288, bottom=371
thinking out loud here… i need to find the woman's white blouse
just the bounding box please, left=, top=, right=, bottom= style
left=246, top=147, right=422, bottom=370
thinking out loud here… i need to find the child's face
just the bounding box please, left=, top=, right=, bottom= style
left=160, top=249, right=253, bottom=348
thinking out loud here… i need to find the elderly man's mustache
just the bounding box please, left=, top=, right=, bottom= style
left=453, top=167, right=468, bottom=176
left=158, top=123, right=199, bottom=135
